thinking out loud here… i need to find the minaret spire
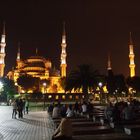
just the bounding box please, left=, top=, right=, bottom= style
left=129, top=32, right=135, bottom=77
left=17, top=42, right=21, bottom=61
left=60, top=22, right=67, bottom=77
left=0, top=22, right=6, bottom=77
left=107, top=52, right=114, bottom=77
left=2, top=21, right=5, bottom=35
left=129, top=32, right=133, bottom=45
left=36, top=48, right=38, bottom=55
left=62, top=22, right=66, bottom=43
left=107, top=53, right=112, bottom=70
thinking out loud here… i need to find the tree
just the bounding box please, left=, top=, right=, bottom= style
left=106, top=72, right=128, bottom=101
left=59, top=77, right=66, bottom=90
left=0, top=77, right=17, bottom=101
left=126, top=76, right=140, bottom=96
left=106, top=70, right=116, bottom=96
left=114, top=74, right=128, bottom=96
left=65, top=64, right=100, bottom=100
left=17, top=74, right=39, bottom=92
left=40, top=79, right=50, bottom=93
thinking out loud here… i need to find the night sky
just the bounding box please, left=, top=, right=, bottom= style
left=0, top=0, right=140, bottom=77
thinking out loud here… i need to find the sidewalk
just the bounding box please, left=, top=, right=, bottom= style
left=0, top=106, right=137, bottom=140
left=0, top=106, right=55, bottom=140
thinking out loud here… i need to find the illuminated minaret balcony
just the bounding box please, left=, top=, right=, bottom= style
left=129, top=32, right=135, bottom=77
left=60, top=22, right=67, bottom=77
left=0, top=22, right=6, bottom=77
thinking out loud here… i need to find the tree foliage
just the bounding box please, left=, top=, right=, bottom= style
left=106, top=70, right=127, bottom=96
left=17, top=74, right=39, bottom=92
left=65, top=64, right=100, bottom=93
left=0, top=77, right=17, bottom=101
left=126, top=76, right=140, bottom=92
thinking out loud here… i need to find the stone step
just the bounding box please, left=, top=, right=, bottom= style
left=73, top=126, right=113, bottom=135
left=110, top=120, right=140, bottom=128
left=73, top=133, right=135, bottom=140
left=124, top=125, right=140, bottom=136
left=54, top=118, right=92, bottom=123
left=72, top=121, right=103, bottom=127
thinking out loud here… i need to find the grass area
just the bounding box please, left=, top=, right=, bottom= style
left=29, top=106, right=45, bottom=112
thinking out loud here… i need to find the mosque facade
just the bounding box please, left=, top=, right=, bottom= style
left=6, top=23, right=67, bottom=93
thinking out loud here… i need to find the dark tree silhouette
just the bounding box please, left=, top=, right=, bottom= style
left=106, top=70, right=116, bottom=95
left=0, top=77, right=17, bottom=101
left=126, top=76, right=140, bottom=94
left=114, top=74, right=128, bottom=96
left=59, top=77, right=66, bottom=90
left=65, top=64, right=100, bottom=100
left=17, top=74, right=39, bottom=92
left=107, top=71, right=128, bottom=100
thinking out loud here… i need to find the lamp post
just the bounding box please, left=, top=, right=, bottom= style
left=43, top=82, right=46, bottom=111
left=98, top=82, right=103, bottom=103
left=0, top=81, right=3, bottom=102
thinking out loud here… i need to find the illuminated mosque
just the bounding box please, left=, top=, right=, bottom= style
left=3, top=23, right=67, bottom=93
left=0, top=22, right=136, bottom=94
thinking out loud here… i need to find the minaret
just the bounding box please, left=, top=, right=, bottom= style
left=107, top=53, right=113, bottom=76
left=35, top=48, right=38, bottom=55
left=107, top=53, right=112, bottom=71
left=17, top=43, right=20, bottom=61
left=129, top=32, right=135, bottom=77
left=0, top=22, right=6, bottom=77
left=16, top=43, right=22, bottom=70
left=60, top=22, right=67, bottom=77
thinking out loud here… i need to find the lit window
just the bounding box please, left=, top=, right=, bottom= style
left=69, top=95, right=72, bottom=99
left=75, top=96, right=79, bottom=99
left=56, top=95, right=59, bottom=100
left=48, top=95, right=52, bottom=99
left=21, top=90, right=25, bottom=93
left=62, top=95, right=65, bottom=99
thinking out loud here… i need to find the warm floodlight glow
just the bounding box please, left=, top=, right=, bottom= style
left=0, top=81, right=3, bottom=90
left=98, top=82, right=103, bottom=88
left=43, top=83, right=47, bottom=87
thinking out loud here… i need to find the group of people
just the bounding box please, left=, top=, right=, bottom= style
left=50, top=99, right=140, bottom=140
left=104, top=99, right=140, bottom=123
left=11, top=98, right=29, bottom=119
left=48, top=101, right=94, bottom=140
left=48, top=101, right=93, bottom=119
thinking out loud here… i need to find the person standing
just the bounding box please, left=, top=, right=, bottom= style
left=52, top=104, right=60, bottom=119
left=17, top=99, right=24, bottom=118
left=11, top=99, right=17, bottom=119
left=25, top=99, right=29, bottom=114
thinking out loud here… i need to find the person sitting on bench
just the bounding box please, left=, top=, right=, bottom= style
left=52, top=113, right=72, bottom=140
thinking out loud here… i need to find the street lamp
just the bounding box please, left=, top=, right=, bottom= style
left=98, top=82, right=103, bottom=103
left=98, top=82, right=103, bottom=88
left=0, top=81, right=3, bottom=97
left=43, top=82, right=47, bottom=93
left=0, top=81, right=3, bottom=100
left=43, top=82, right=47, bottom=111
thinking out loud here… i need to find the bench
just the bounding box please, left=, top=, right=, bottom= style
left=124, top=125, right=140, bottom=135
left=73, top=125, right=113, bottom=135
left=110, top=119, right=140, bottom=128
left=73, top=133, right=135, bottom=140
left=71, top=121, right=102, bottom=127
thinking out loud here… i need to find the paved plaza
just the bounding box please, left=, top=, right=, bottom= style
left=0, top=106, right=55, bottom=140
left=0, top=106, right=138, bottom=140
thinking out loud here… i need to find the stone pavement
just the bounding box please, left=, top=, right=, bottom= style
left=0, top=106, right=138, bottom=140
left=0, top=106, right=55, bottom=140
